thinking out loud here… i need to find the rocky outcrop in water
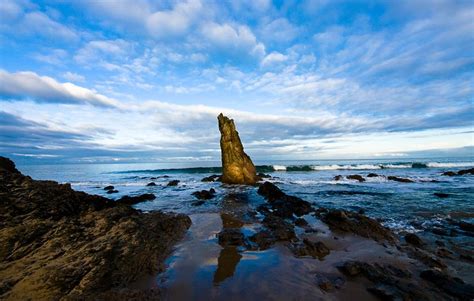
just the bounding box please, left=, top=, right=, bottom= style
left=443, top=168, right=474, bottom=176
left=218, top=113, right=258, bottom=185
left=0, top=157, right=191, bottom=300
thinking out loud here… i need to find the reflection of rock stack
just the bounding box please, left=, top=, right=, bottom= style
left=217, top=113, right=258, bottom=185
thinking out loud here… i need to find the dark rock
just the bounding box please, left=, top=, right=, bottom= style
left=321, top=209, right=394, bottom=242
left=249, top=230, right=275, bottom=250
left=166, top=180, right=180, bottom=186
left=333, top=175, right=343, bottom=181
left=295, top=218, right=309, bottom=227
left=0, top=157, right=191, bottom=300
left=146, top=182, right=157, bottom=186
left=116, top=193, right=156, bottom=205
left=258, top=182, right=312, bottom=218
left=367, top=173, right=379, bottom=177
left=433, top=192, right=449, bottom=198
left=442, top=171, right=457, bottom=176
left=218, top=113, right=258, bottom=185
left=262, top=215, right=296, bottom=241
left=217, top=228, right=245, bottom=247
left=315, top=273, right=345, bottom=291
left=291, top=238, right=330, bottom=259
left=191, top=200, right=205, bottom=206
left=420, top=269, right=474, bottom=300
left=387, top=176, right=414, bottom=183
left=458, top=168, right=474, bottom=176
left=347, top=174, right=365, bottom=182
left=103, top=185, right=114, bottom=190
left=0, top=157, right=19, bottom=173
left=436, top=247, right=453, bottom=258
left=201, top=174, right=221, bottom=182
left=412, top=163, right=428, bottom=168
left=257, top=172, right=272, bottom=178
left=405, top=233, right=424, bottom=247
left=431, top=227, right=449, bottom=236
left=458, top=221, right=474, bottom=233
left=191, top=189, right=216, bottom=200
left=106, top=189, right=118, bottom=194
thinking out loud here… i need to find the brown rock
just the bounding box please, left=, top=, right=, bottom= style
left=218, top=113, right=258, bottom=185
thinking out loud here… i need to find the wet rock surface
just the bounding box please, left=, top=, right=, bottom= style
left=201, top=174, right=221, bottom=182
left=0, top=157, right=191, bottom=300
left=387, top=176, right=414, bottom=183
left=257, top=181, right=312, bottom=218
left=443, top=168, right=474, bottom=176
left=290, top=238, right=330, bottom=259
left=319, top=209, right=395, bottom=242
left=218, top=113, right=258, bottom=185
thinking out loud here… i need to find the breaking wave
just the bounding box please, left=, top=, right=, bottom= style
left=112, top=161, right=474, bottom=174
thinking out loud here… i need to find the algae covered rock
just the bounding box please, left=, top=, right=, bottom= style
left=218, top=113, right=258, bottom=185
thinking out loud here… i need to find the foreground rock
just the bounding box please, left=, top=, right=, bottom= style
left=218, top=113, right=258, bottom=185
left=0, top=157, right=191, bottom=300
left=257, top=181, right=312, bottom=218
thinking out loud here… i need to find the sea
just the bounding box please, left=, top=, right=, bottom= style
left=17, top=157, right=474, bottom=235
left=16, top=157, right=474, bottom=299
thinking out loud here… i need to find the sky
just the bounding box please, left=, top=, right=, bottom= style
left=0, top=0, right=473, bottom=164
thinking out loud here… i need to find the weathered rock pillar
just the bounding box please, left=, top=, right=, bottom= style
left=218, top=113, right=258, bottom=185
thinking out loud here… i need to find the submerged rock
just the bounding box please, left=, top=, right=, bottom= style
left=106, top=189, right=119, bottom=194
left=433, top=192, right=450, bottom=198
left=146, top=182, right=157, bottom=186
left=167, top=180, right=180, bottom=186
left=218, top=113, right=258, bottom=185
left=367, top=173, right=379, bottom=177
left=0, top=157, right=191, bottom=300
left=387, top=176, right=414, bottom=183
left=104, top=185, right=115, bottom=190
left=201, top=174, right=221, bottom=182
left=443, top=168, right=474, bottom=176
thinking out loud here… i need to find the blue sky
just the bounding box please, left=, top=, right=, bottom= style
left=0, top=0, right=473, bottom=164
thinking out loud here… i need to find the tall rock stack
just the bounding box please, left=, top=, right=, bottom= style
left=218, top=113, right=258, bottom=185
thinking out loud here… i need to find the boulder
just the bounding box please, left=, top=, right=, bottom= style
left=405, top=233, right=424, bottom=247
left=201, top=174, right=221, bottom=182
left=146, top=182, right=157, bottom=186
left=0, top=156, right=19, bottom=173
left=104, top=185, right=114, bottom=191
left=218, top=113, right=258, bottom=185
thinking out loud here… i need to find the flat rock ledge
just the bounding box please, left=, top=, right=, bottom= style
left=0, top=157, right=191, bottom=301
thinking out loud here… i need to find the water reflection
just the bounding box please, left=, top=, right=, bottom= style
left=213, top=213, right=244, bottom=285
left=213, top=246, right=242, bottom=284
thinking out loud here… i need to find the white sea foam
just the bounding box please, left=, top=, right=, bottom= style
left=272, top=165, right=287, bottom=171
left=427, top=162, right=474, bottom=168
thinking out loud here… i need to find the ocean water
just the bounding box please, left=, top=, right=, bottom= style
left=17, top=157, right=474, bottom=235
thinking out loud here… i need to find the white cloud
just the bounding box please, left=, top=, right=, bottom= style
left=261, top=52, right=288, bottom=66
left=146, top=0, right=202, bottom=38
left=259, top=18, right=299, bottom=43
left=62, top=72, right=85, bottom=83
left=201, top=22, right=266, bottom=58
left=0, top=70, right=120, bottom=107
left=21, top=11, right=78, bottom=40
left=33, top=49, right=68, bottom=65
left=74, top=39, right=131, bottom=64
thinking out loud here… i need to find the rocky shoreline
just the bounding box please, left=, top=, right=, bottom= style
left=0, top=157, right=191, bottom=300
left=1, top=155, right=473, bottom=300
